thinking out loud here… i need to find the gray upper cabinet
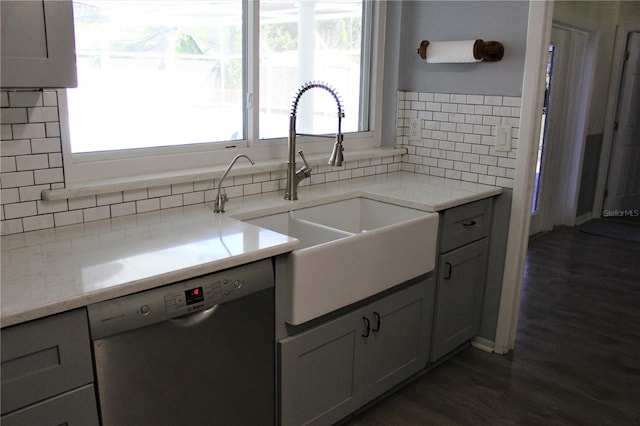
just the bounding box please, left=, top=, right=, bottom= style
left=0, top=0, right=77, bottom=88
left=279, top=277, right=435, bottom=426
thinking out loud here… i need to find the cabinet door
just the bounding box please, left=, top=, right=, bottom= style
left=431, top=238, right=488, bottom=361
left=279, top=311, right=366, bottom=426
left=1, top=385, right=99, bottom=426
left=1, top=309, right=94, bottom=415
left=0, top=1, right=77, bottom=88
left=362, top=277, right=435, bottom=402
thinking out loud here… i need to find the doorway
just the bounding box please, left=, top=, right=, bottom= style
left=603, top=32, right=640, bottom=218
left=530, top=24, right=594, bottom=235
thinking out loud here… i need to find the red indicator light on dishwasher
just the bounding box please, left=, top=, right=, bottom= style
left=185, top=286, right=204, bottom=306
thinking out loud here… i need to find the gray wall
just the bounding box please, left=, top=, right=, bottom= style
left=398, top=1, right=529, bottom=96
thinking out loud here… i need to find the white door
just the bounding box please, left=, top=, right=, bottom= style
left=604, top=32, right=640, bottom=216
left=530, top=26, right=571, bottom=235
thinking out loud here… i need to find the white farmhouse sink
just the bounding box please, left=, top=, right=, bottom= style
left=246, top=198, right=439, bottom=325
left=246, top=213, right=352, bottom=250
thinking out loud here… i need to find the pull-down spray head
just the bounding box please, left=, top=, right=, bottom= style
left=328, top=116, right=345, bottom=166
left=286, top=81, right=345, bottom=200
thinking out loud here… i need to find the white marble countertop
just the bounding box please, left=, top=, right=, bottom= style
left=228, top=171, right=503, bottom=220
left=1, top=171, right=501, bottom=328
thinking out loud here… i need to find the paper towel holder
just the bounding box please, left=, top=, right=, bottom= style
left=417, top=39, right=504, bottom=62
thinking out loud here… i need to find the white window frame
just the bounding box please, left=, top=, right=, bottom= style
left=60, top=1, right=386, bottom=185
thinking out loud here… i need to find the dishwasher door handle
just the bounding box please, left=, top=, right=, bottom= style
left=169, top=305, right=219, bottom=327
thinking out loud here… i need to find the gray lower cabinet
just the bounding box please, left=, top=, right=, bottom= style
left=0, top=0, right=77, bottom=88
left=431, top=198, right=492, bottom=361
left=279, top=277, right=435, bottom=426
left=431, top=238, right=488, bottom=360
left=1, top=308, right=99, bottom=426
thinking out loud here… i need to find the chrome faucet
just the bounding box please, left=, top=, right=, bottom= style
left=214, top=154, right=255, bottom=213
left=285, top=81, right=345, bottom=200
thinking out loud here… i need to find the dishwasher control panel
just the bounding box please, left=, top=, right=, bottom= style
left=88, top=259, right=274, bottom=340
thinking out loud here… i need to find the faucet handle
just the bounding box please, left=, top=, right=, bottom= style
left=297, top=150, right=311, bottom=169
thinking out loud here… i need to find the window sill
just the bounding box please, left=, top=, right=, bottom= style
left=42, top=148, right=406, bottom=201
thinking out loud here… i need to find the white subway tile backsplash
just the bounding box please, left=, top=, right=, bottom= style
left=243, top=183, right=261, bottom=196
left=27, top=107, right=59, bottom=122
left=467, top=95, right=484, bottom=105
left=4, top=201, right=38, bottom=219
left=171, top=182, right=193, bottom=194
left=8, top=91, right=43, bottom=107
left=417, top=93, right=432, bottom=102
left=123, top=188, right=148, bottom=202
left=461, top=172, right=478, bottom=182
left=136, top=198, right=160, bottom=213
left=1, top=188, right=20, bottom=204
left=54, top=210, right=83, bottom=227
left=37, top=199, right=68, bottom=214
left=45, top=122, right=61, bottom=137
left=111, top=202, right=136, bottom=217
left=48, top=153, right=63, bottom=168
left=503, top=96, right=521, bottom=107
left=1, top=139, right=32, bottom=156
left=31, top=137, right=62, bottom=153
left=16, top=154, right=49, bottom=171
left=1, top=108, right=28, bottom=124
left=1, top=157, right=17, bottom=173
left=484, top=96, right=503, bottom=106
left=1, top=124, right=13, bottom=140
left=158, top=195, right=182, bottom=210
left=183, top=191, right=204, bottom=205
left=83, top=206, right=111, bottom=222
left=34, top=167, right=63, bottom=184
left=478, top=174, right=497, bottom=186
left=1, top=171, right=35, bottom=188
left=148, top=185, right=171, bottom=198
left=19, top=185, right=50, bottom=202
left=23, top=214, right=54, bottom=232
left=69, top=195, right=97, bottom=210
left=2, top=218, right=23, bottom=234
left=12, top=123, right=46, bottom=139
left=399, top=90, right=520, bottom=190
left=42, top=91, right=58, bottom=107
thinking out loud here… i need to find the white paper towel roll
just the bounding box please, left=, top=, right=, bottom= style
left=424, top=40, right=481, bottom=63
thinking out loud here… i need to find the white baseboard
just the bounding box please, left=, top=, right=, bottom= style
left=471, top=337, right=495, bottom=353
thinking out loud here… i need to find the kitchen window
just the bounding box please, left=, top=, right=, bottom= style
left=61, top=0, right=381, bottom=184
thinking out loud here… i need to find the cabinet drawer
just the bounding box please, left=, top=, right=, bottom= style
left=1, top=309, right=94, bottom=415
left=439, top=198, right=492, bottom=252
left=1, top=384, right=99, bottom=426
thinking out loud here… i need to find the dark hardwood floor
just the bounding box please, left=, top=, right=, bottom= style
left=345, top=226, right=640, bottom=425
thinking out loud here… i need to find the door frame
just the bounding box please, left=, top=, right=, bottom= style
left=530, top=23, right=596, bottom=235
left=594, top=24, right=640, bottom=217
left=493, top=0, right=553, bottom=355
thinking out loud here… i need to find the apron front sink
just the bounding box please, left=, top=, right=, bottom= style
left=246, top=198, right=439, bottom=325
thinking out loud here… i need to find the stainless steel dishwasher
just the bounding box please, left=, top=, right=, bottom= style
left=87, top=259, right=275, bottom=426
